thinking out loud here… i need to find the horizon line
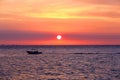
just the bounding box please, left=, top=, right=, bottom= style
left=0, top=44, right=120, bottom=46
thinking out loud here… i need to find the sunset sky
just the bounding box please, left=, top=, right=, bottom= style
left=0, top=0, right=120, bottom=45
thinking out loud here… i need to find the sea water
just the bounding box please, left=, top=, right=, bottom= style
left=0, top=45, right=120, bottom=80
left=0, top=45, right=120, bottom=55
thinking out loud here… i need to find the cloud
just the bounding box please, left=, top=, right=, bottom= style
left=73, top=0, right=120, bottom=5
left=71, top=10, right=120, bottom=19
left=86, top=11, right=120, bottom=18
left=0, top=0, right=120, bottom=19
left=0, top=30, right=120, bottom=45
left=0, top=30, right=54, bottom=41
left=64, top=33, right=120, bottom=41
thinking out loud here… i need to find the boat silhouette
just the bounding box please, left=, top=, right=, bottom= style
left=26, top=50, right=42, bottom=54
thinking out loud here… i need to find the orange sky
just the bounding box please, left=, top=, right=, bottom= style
left=0, top=0, right=120, bottom=45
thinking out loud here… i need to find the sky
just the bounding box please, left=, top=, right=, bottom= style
left=0, top=0, right=120, bottom=45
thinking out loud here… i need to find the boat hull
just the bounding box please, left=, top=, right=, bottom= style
left=27, top=51, right=42, bottom=54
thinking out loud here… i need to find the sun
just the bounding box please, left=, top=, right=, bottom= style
left=57, top=35, right=62, bottom=40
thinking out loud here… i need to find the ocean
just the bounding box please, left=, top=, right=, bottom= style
left=0, top=45, right=120, bottom=79
left=0, top=45, right=120, bottom=55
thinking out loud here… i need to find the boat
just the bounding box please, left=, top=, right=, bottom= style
left=26, top=50, right=42, bottom=54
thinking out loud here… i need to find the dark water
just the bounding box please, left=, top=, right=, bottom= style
left=0, top=45, right=120, bottom=54
left=0, top=45, right=120, bottom=80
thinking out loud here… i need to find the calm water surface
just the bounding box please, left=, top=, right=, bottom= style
left=0, top=45, right=120, bottom=55
left=0, top=45, right=120, bottom=80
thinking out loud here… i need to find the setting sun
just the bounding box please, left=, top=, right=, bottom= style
left=57, top=35, right=62, bottom=40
